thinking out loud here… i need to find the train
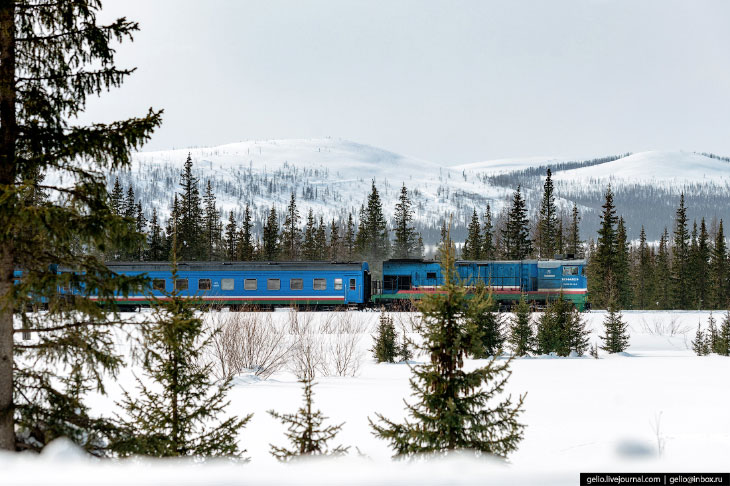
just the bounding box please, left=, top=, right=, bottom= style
left=81, top=257, right=588, bottom=310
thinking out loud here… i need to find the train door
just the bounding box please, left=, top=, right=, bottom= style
left=346, top=275, right=359, bottom=304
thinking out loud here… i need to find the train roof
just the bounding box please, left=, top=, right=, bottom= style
left=385, top=258, right=586, bottom=265
left=104, top=261, right=369, bottom=273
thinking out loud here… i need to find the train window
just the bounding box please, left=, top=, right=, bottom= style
left=267, top=278, right=280, bottom=290
left=290, top=278, right=303, bottom=290
left=334, top=278, right=343, bottom=290
left=175, top=278, right=188, bottom=291
left=244, top=279, right=257, bottom=291
left=349, top=278, right=356, bottom=291
left=221, top=278, right=234, bottom=291
left=198, top=279, right=212, bottom=290
left=563, top=266, right=579, bottom=276
left=313, top=278, right=326, bottom=290
left=384, top=275, right=397, bottom=291
left=152, top=279, right=166, bottom=291
left=426, top=272, right=437, bottom=280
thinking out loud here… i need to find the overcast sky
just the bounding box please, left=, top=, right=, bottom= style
left=83, top=0, right=730, bottom=165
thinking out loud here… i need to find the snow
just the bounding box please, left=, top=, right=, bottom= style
left=452, top=156, right=571, bottom=175
left=2, top=310, right=729, bottom=484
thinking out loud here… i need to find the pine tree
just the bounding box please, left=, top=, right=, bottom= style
left=263, top=206, right=280, bottom=261
left=112, top=263, right=251, bottom=457
left=468, top=289, right=505, bottom=358
left=268, top=377, right=349, bottom=461
left=178, top=154, right=203, bottom=260
left=614, top=217, right=632, bottom=308
left=509, top=294, right=535, bottom=356
left=237, top=205, right=254, bottom=261
left=463, top=209, right=482, bottom=260
left=392, top=184, right=420, bottom=259
left=372, top=312, right=398, bottom=363
left=588, top=185, right=617, bottom=309
left=600, top=300, right=630, bottom=353
left=671, top=194, right=690, bottom=309
left=502, top=186, right=531, bottom=260
left=328, top=219, right=341, bottom=261
left=302, top=209, right=317, bottom=261
left=281, top=192, right=301, bottom=260
left=224, top=211, right=238, bottom=260
left=369, top=239, right=525, bottom=458
left=709, top=220, right=728, bottom=309
left=537, top=168, right=558, bottom=258
left=148, top=209, right=165, bottom=261
left=567, top=203, right=582, bottom=257
left=344, top=213, right=356, bottom=260
left=482, top=205, right=495, bottom=260
left=0, top=0, right=162, bottom=452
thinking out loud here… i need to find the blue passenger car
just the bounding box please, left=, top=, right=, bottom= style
left=103, top=261, right=371, bottom=309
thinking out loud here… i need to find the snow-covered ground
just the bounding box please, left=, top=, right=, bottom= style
left=2, top=310, right=729, bottom=485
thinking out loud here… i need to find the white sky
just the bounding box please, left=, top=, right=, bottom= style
left=82, top=0, right=730, bottom=165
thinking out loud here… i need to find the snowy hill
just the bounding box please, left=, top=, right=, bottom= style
left=115, top=141, right=730, bottom=244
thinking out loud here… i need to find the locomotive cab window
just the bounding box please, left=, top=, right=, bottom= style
left=221, top=278, right=234, bottom=291
left=244, top=279, right=257, bottom=291
left=198, top=278, right=212, bottom=290
left=290, top=278, right=303, bottom=290
left=313, top=278, right=326, bottom=290
left=152, top=279, right=166, bottom=291
left=267, top=279, right=280, bottom=290
left=563, top=266, right=579, bottom=276
left=175, top=278, right=188, bottom=291
left=349, top=278, right=356, bottom=291
left=426, top=272, right=437, bottom=280
left=334, top=278, right=343, bottom=290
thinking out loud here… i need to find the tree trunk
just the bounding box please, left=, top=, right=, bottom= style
left=0, top=0, right=16, bottom=451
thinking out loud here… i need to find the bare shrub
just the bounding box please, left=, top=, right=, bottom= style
left=638, top=315, right=691, bottom=336
left=206, top=312, right=293, bottom=380
left=288, top=308, right=327, bottom=380
left=323, top=312, right=366, bottom=377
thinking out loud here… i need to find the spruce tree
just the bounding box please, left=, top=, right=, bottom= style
left=536, top=295, right=589, bottom=356
left=112, top=263, right=251, bottom=457
left=709, top=220, right=728, bottom=309
left=124, top=186, right=137, bottom=219
left=110, top=178, right=125, bottom=215
left=502, top=186, right=531, bottom=260
left=148, top=208, right=165, bottom=261
left=262, top=206, right=280, bottom=261
left=468, top=289, right=505, bottom=358
left=0, top=0, right=163, bottom=452
left=614, top=217, right=632, bottom=308
left=178, top=154, right=203, bottom=260
left=392, top=184, right=419, bottom=259
left=509, top=294, right=535, bottom=356
left=302, top=209, right=317, bottom=261
left=369, top=239, right=525, bottom=458
left=268, top=377, right=349, bottom=461
left=315, top=217, right=327, bottom=260
left=717, top=312, right=730, bottom=356
left=537, top=168, right=558, bottom=258
left=328, top=219, right=341, bottom=261
left=224, top=211, right=238, bottom=260
left=633, top=226, right=654, bottom=309
left=372, top=312, right=398, bottom=363
left=463, top=209, right=482, bottom=260
left=588, top=185, right=617, bottom=309
left=281, top=192, right=301, bottom=260
left=653, top=228, right=671, bottom=309
left=237, top=205, right=254, bottom=261
left=356, top=180, right=389, bottom=265
left=696, top=219, right=710, bottom=308
left=398, top=331, right=413, bottom=362
left=202, top=180, right=220, bottom=261
left=344, top=213, right=356, bottom=260
left=706, top=313, right=719, bottom=354
left=692, top=324, right=707, bottom=356
left=134, top=203, right=147, bottom=261
left=671, top=194, right=690, bottom=309
left=600, top=300, right=630, bottom=353
left=482, top=205, right=495, bottom=260
left=568, top=203, right=582, bottom=257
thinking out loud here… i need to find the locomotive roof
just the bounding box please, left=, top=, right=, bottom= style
left=105, top=261, right=368, bottom=273
left=385, top=258, right=586, bottom=265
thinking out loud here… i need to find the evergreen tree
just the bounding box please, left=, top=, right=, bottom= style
left=356, top=181, right=390, bottom=265
left=392, top=184, right=420, bottom=259
left=537, top=168, right=558, bottom=258
left=614, top=217, right=632, bottom=308
left=536, top=295, right=589, bottom=356
left=262, top=206, right=280, bottom=261
left=123, top=186, right=136, bottom=219
left=709, top=220, right=728, bottom=309
left=148, top=208, right=165, bottom=261
left=706, top=313, right=719, bottom=354
left=134, top=203, right=147, bottom=261
left=567, top=203, right=582, bottom=257
left=302, top=209, right=317, bottom=261
left=599, top=300, right=630, bottom=353
left=692, top=324, right=707, bottom=356
left=717, top=312, right=730, bottom=356
left=328, top=219, right=341, bottom=261
left=237, top=205, right=254, bottom=262
left=224, top=210, right=238, bottom=260
left=632, top=226, right=654, bottom=309
left=178, top=154, right=203, bottom=260
left=112, top=263, right=251, bottom=457
left=315, top=217, right=327, bottom=260
left=268, top=377, right=349, bottom=461
left=202, top=180, right=220, bottom=261
left=482, top=205, right=495, bottom=260
left=372, top=312, right=398, bottom=363
left=588, top=185, right=617, bottom=309
left=468, top=289, right=505, bottom=358
left=463, top=209, right=482, bottom=260
left=0, top=0, right=162, bottom=452
left=398, top=331, right=413, bottom=362
left=369, top=239, right=525, bottom=458
left=502, top=186, right=531, bottom=260
left=671, top=194, right=690, bottom=309
left=508, top=294, right=535, bottom=356
left=696, top=219, right=710, bottom=308
left=653, top=228, right=671, bottom=309
left=166, top=195, right=182, bottom=260
left=110, top=178, right=125, bottom=215
left=281, top=192, right=301, bottom=260
left=343, top=213, right=356, bottom=260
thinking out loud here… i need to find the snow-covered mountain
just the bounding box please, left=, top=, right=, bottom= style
left=115, top=140, right=730, bottom=245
